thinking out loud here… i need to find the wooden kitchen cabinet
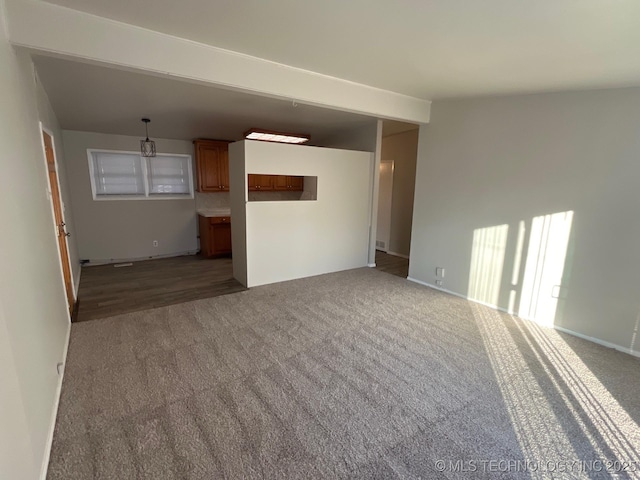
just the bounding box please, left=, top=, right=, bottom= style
left=194, top=139, right=231, bottom=192
left=199, top=215, right=232, bottom=257
left=272, top=175, right=304, bottom=191
left=249, top=174, right=304, bottom=192
left=248, top=174, right=274, bottom=191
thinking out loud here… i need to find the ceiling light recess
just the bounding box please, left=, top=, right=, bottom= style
left=244, top=128, right=310, bottom=144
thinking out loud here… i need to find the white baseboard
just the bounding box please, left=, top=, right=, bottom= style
left=406, top=277, right=639, bottom=359
left=386, top=251, right=410, bottom=259
left=85, top=250, right=198, bottom=266
left=368, top=263, right=376, bottom=268
left=40, top=321, right=71, bottom=480
left=552, top=325, right=639, bottom=358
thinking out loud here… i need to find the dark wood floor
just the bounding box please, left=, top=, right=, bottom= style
left=76, top=252, right=409, bottom=323
left=75, top=255, right=246, bottom=322
left=375, top=250, right=409, bottom=278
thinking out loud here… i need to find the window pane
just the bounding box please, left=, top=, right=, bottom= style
left=147, top=156, right=190, bottom=195
left=92, top=152, right=144, bottom=196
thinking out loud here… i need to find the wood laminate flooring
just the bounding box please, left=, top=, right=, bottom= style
left=75, top=255, right=246, bottom=323
left=375, top=250, right=409, bottom=278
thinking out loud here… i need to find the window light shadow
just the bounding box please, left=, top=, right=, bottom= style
left=518, top=211, right=573, bottom=327
left=468, top=224, right=509, bottom=307
left=472, top=304, right=640, bottom=477
left=468, top=211, right=574, bottom=328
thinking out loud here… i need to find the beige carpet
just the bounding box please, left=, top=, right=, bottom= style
left=48, top=268, right=640, bottom=479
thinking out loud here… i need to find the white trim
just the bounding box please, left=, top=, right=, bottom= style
left=39, top=321, right=70, bottom=480
left=406, top=276, right=639, bottom=358
left=40, top=123, right=77, bottom=305
left=368, top=263, right=377, bottom=268
left=386, top=251, right=410, bottom=259
left=84, top=250, right=198, bottom=266
left=87, top=148, right=194, bottom=200
left=552, top=325, right=640, bottom=358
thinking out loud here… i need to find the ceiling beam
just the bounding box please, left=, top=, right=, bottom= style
left=5, top=0, right=430, bottom=124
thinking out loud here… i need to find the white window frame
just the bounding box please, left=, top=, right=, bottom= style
left=87, top=149, right=194, bottom=201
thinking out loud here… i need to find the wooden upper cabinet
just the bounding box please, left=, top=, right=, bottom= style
left=288, top=176, right=304, bottom=191
left=273, top=175, right=304, bottom=191
left=250, top=174, right=304, bottom=192
left=248, top=174, right=274, bottom=191
left=272, top=175, right=289, bottom=191
left=194, top=139, right=231, bottom=192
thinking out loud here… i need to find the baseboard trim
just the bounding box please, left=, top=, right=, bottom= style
left=85, top=250, right=198, bottom=266
left=386, top=251, right=410, bottom=259
left=368, top=263, right=377, bottom=268
left=552, top=325, right=640, bottom=358
left=40, top=321, right=71, bottom=480
left=406, top=277, right=639, bottom=358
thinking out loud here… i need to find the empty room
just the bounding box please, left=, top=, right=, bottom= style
left=1, top=1, right=639, bottom=479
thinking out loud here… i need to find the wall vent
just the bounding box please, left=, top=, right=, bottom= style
left=376, top=240, right=386, bottom=248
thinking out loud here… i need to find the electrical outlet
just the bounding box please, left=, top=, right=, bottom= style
left=436, top=267, right=445, bottom=278
left=152, top=240, right=158, bottom=247
left=435, top=280, right=443, bottom=286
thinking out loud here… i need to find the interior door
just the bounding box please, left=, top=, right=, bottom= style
left=43, top=131, right=75, bottom=314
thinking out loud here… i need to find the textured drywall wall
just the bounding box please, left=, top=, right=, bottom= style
left=410, top=88, right=640, bottom=354
left=62, top=130, right=197, bottom=263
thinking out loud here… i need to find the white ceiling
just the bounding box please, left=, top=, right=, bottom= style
left=42, top=0, right=640, bottom=99
left=34, top=56, right=378, bottom=142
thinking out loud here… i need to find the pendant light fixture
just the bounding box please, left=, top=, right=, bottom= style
left=140, top=118, right=156, bottom=157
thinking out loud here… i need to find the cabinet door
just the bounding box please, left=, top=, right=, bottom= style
left=248, top=174, right=273, bottom=191
left=248, top=174, right=258, bottom=191
left=272, top=175, right=289, bottom=191
left=210, top=223, right=232, bottom=254
left=288, top=176, right=304, bottom=191
left=197, top=144, right=222, bottom=192
left=195, top=140, right=230, bottom=192
left=218, top=148, right=230, bottom=191
left=198, top=215, right=212, bottom=256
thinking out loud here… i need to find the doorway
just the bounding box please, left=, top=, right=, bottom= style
left=42, top=130, right=75, bottom=314
left=376, top=160, right=394, bottom=252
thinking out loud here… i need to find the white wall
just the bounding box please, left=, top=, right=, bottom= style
left=230, top=141, right=373, bottom=287
left=409, top=88, right=640, bottom=355
left=62, top=130, right=197, bottom=263
left=381, top=129, right=418, bottom=257
left=0, top=4, right=73, bottom=477
left=321, top=119, right=382, bottom=265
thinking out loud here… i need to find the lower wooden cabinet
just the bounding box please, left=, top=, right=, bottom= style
left=199, top=215, right=232, bottom=257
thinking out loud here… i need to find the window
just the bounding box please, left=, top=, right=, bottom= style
left=147, top=155, right=191, bottom=195
left=88, top=150, right=193, bottom=200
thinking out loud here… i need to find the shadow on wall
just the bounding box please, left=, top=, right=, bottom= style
left=468, top=210, right=574, bottom=328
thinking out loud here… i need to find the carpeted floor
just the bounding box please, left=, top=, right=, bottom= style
left=48, top=268, right=640, bottom=479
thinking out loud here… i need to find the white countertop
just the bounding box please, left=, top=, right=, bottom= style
left=197, top=208, right=231, bottom=217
